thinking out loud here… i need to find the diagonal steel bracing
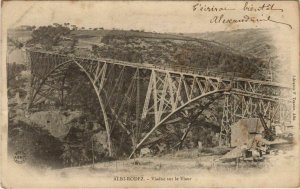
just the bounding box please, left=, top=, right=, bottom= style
left=26, top=50, right=293, bottom=158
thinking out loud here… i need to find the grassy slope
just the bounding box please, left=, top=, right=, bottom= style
left=9, top=28, right=275, bottom=60
left=182, top=29, right=276, bottom=60
left=9, top=29, right=271, bottom=80
left=85, top=29, right=266, bottom=79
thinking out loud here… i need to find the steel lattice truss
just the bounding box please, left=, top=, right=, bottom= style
left=25, top=50, right=292, bottom=157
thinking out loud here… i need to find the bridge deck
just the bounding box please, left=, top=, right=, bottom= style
left=27, top=49, right=291, bottom=89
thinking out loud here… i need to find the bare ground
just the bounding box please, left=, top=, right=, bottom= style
left=50, top=143, right=296, bottom=179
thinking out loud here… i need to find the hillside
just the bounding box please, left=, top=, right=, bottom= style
left=8, top=28, right=271, bottom=80
left=86, top=31, right=267, bottom=79
left=183, top=29, right=276, bottom=60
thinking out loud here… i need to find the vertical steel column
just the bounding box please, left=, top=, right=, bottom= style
left=220, top=93, right=232, bottom=146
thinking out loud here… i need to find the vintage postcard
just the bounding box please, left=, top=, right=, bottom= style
left=1, top=0, right=299, bottom=188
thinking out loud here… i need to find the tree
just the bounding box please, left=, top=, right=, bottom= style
left=29, top=25, right=71, bottom=50
left=71, top=25, right=78, bottom=31
left=53, top=23, right=61, bottom=27
left=92, top=45, right=101, bottom=56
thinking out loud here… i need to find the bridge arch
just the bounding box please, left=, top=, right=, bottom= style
left=129, top=89, right=227, bottom=158
left=26, top=50, right=292, bottom=159
left=28, top=58, right=114, bottom=156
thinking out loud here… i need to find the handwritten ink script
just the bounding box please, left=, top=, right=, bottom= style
left=193, top=2, right=292, bottom=29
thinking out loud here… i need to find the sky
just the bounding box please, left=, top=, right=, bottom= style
left=3, top=1, right=298, bottom=33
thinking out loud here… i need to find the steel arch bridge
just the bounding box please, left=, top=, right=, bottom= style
left=25, top=49, right=292, bottom=158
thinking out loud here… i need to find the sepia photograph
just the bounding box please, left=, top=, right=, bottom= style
left=1, top=1, right=299, bottom=188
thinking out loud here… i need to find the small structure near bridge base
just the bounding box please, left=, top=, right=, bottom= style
left=230, top=118, right=268, bottom=147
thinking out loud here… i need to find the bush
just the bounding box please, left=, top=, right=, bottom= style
left=8, top=120, right=64, bottom=169
left=29, top=25, right=71, bottom=50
